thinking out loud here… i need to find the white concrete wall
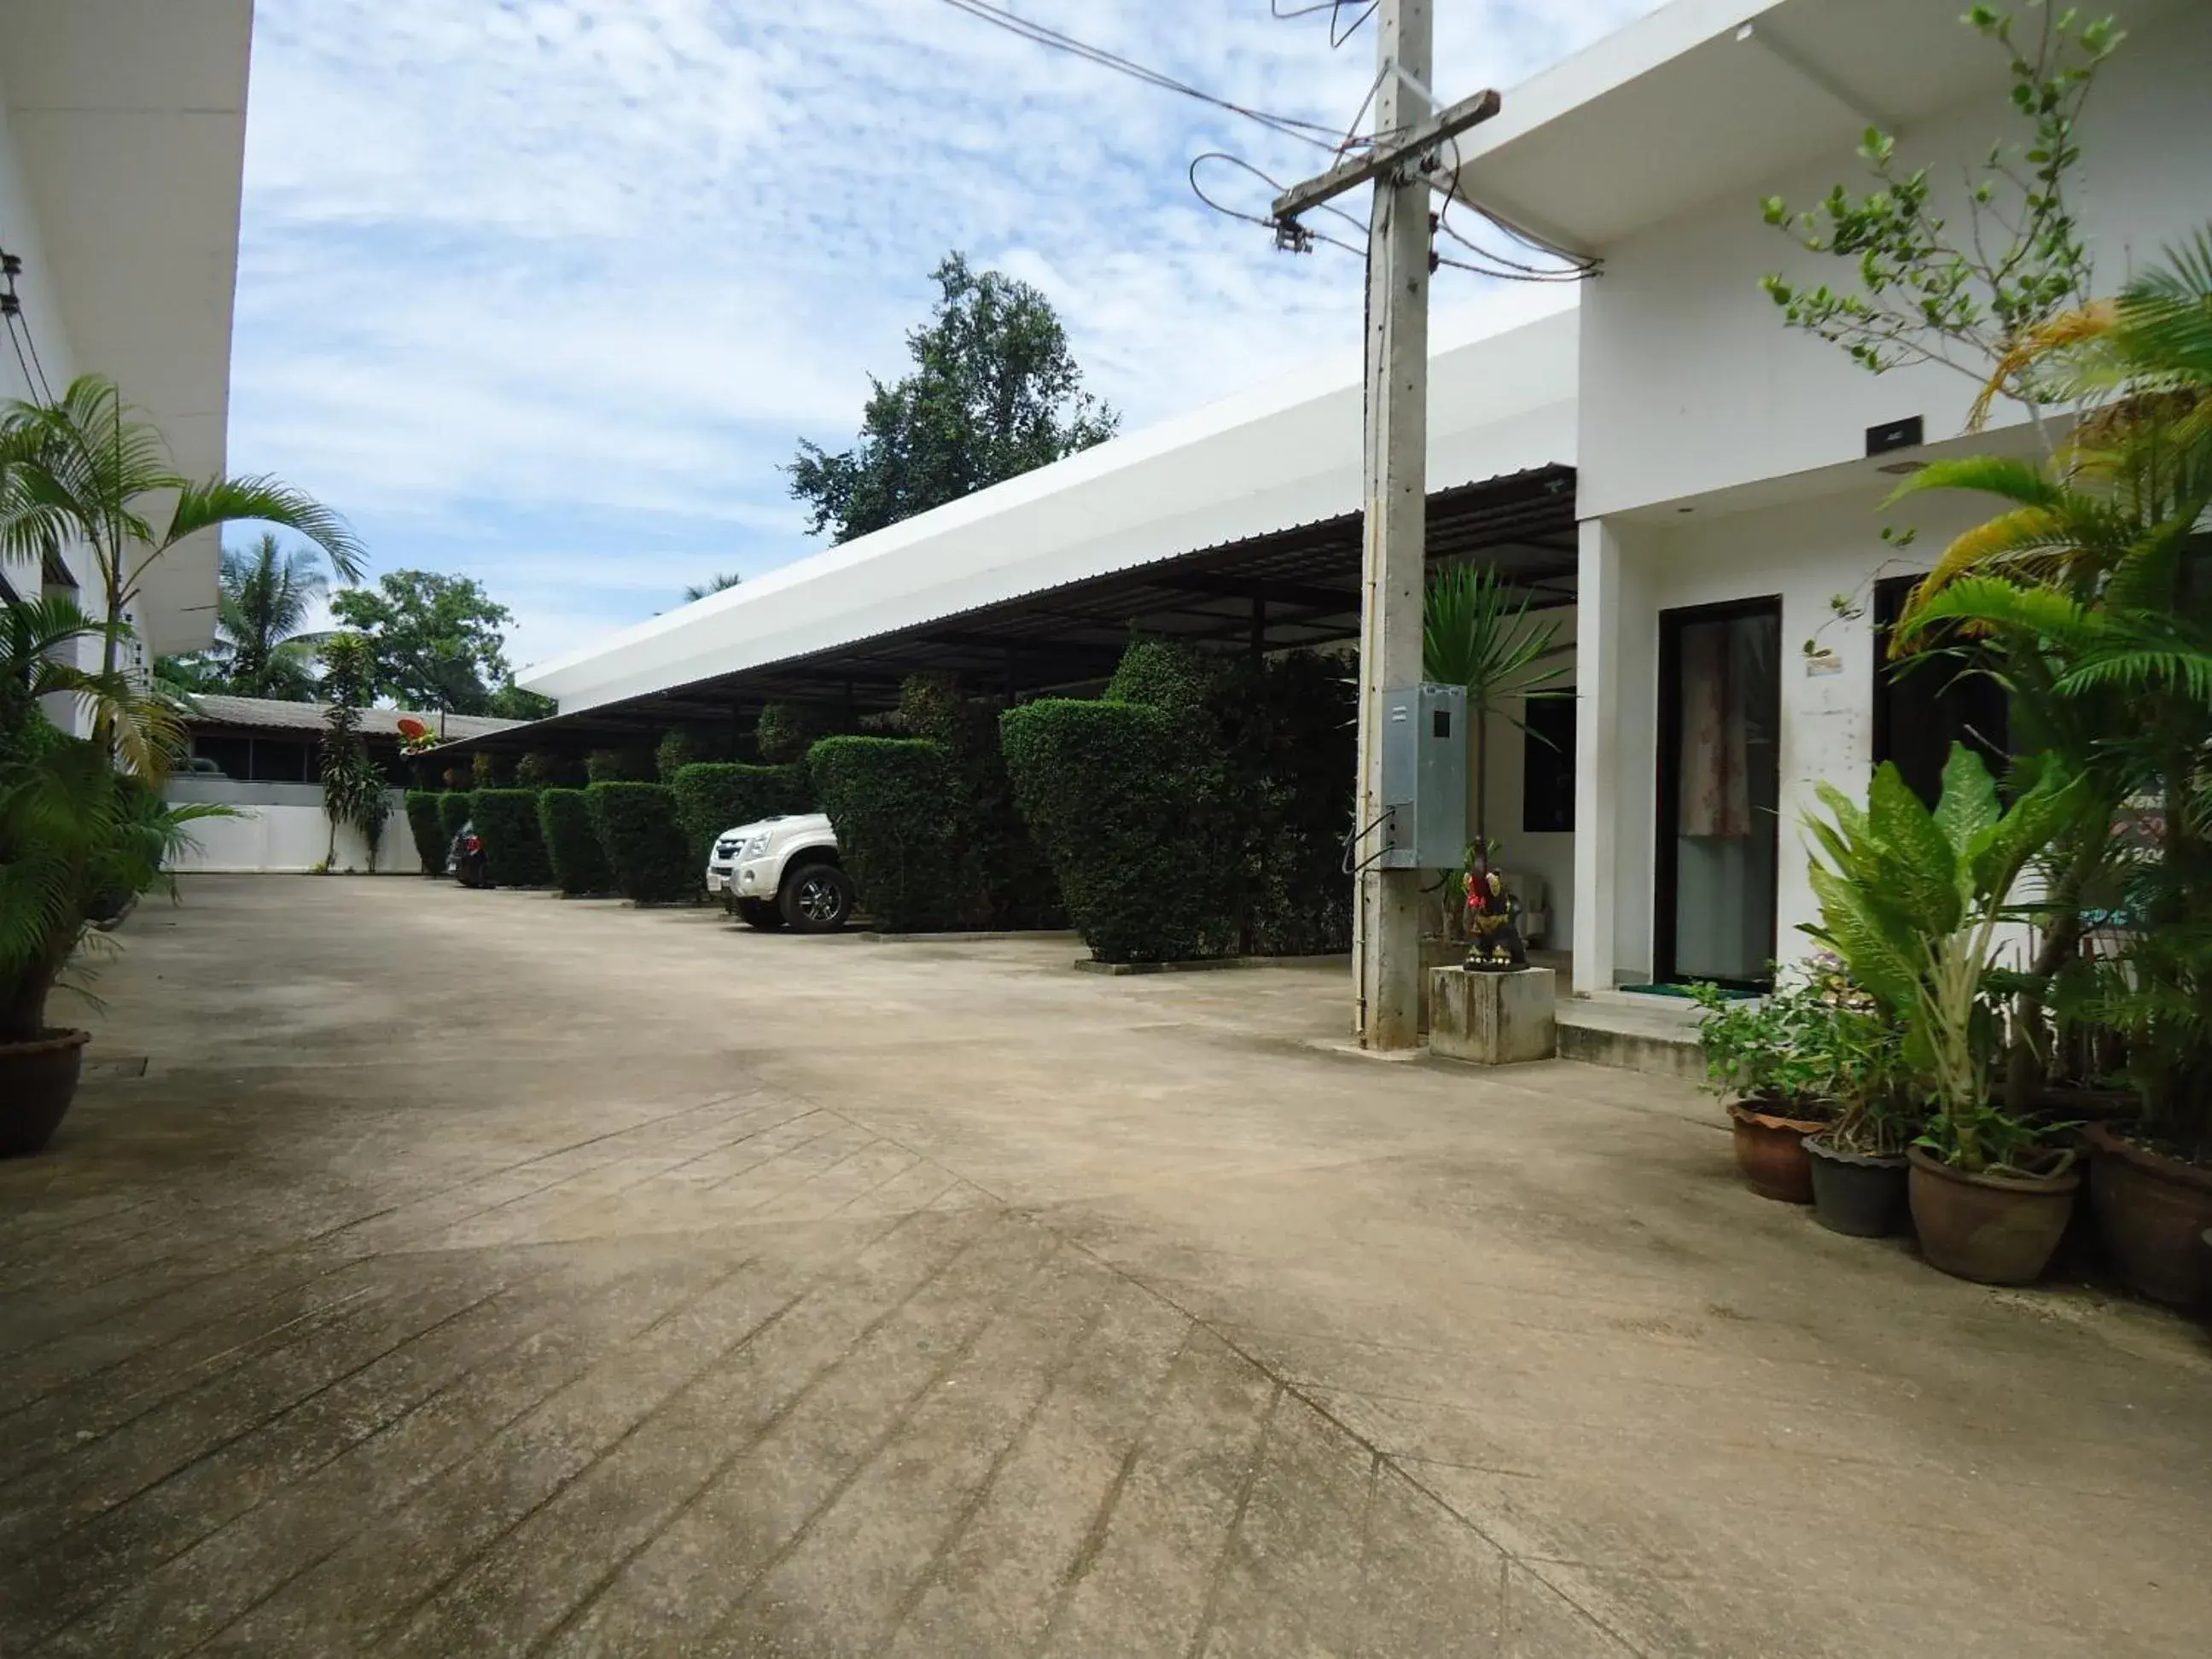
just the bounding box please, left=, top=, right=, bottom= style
left=1478, top=604, right=1578, bottom=948
left=164, top=780, right=422, bottom=876
left=1576, top=3, right=2212, bottom=519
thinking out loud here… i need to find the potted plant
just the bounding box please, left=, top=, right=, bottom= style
left=1691, top=976, right=1834, bottom=1203
left=1805, top=745, right=2087, bottom=1284
left=1796, top=958, right=1919, bottom=1237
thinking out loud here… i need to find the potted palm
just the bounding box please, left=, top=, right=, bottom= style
left=1, top=597, right=221, bottom=1153
left=1691, top=976, right=1835, bottom=1203
left=1805, top=745, right=2087, bottom=1283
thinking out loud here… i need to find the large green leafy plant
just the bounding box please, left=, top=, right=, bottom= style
left=1803, top=745, right=2082, bottom=1172
left=0, top=717, right=220, bottom=1041
left=1422, top=563, right=1569, bottom=855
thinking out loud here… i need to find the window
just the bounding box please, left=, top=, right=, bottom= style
left=1522, top=692, right=1575, bottom=833
left=1871, top=575, right=2009, bottom=806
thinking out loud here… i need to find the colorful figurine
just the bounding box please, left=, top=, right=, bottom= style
left=1463, top=859, right=1527, bottom=973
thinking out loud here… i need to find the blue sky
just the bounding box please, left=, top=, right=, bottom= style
left=229, top=0, right=1661, bottom=672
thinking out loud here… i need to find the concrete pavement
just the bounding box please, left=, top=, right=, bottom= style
left=2, top=875, right=2207, bottom=1656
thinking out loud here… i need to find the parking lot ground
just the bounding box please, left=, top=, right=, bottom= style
left=3, top=874, right=2209, bottom=1656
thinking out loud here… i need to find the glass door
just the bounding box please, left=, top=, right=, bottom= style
left=1656, top=599, right=1781, bottom=987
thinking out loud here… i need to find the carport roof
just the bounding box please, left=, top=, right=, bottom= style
left=464, top=307, right=1579, bottom=755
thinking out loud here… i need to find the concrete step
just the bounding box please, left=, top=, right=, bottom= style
left=1557, top=990, right=1708, bottom=1083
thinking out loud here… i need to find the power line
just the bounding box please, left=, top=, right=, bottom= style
left=932, top=0, right=1348, bottom=151
left=1271, top=0, right=1381, bottom=49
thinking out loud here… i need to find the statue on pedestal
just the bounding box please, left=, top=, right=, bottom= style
left=1462, top=859, right=1527, bottom=973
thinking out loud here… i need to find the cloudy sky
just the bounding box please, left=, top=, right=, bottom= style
left=230, top=0, right=1662, bottom=673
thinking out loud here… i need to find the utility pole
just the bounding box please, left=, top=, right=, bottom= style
left=1272, top=2, right=1499, bottom=1050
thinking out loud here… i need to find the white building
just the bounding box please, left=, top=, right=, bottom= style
left=0, top=0, right=254, bottom=667
left=500, top=0, right=2212, bottom=997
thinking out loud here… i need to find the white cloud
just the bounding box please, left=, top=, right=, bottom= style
left=232, top=0, right=1663, bottom=670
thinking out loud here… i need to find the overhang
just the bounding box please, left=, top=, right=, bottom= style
left=0, top=0, right=254, bottom=655
left=1447, top=0, right=2189, bottom=255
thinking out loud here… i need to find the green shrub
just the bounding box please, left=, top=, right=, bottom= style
left=436, top=790, right=472, bottom=849
left=403, top=791, right=445, bottom=876
left=538, top=787, right=614, bottom=895
left=808, top=737, right=961, bottom=931
left=1000, top=700, right=1231, bottom=963
left=586, top=747, right=655, bottom=784
left=470, top=750, right=513, bottom=789
left=469, top=789, right=552, bottom=887
left=669, top=762, right=812, bottom=875
left=655, top=727, right=736, bottom=781
left=898, top=673, right=1061, bottom=928
left=585, top=782, right=695, bottom=903
left=756, top=702, right=823, bottom=765
left=515, top=749, right=584, bottom=789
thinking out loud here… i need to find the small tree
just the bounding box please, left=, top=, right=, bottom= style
left=318, top=632, right=385, bottom=871
left=1758, top=3, right=2122, bottom=441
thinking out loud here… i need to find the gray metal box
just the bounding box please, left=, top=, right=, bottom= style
left=1377, top=683, right=1468, bottom=869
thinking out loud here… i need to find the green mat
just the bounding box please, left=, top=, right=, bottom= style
left=1617, top=982, right=1755, bottom=1001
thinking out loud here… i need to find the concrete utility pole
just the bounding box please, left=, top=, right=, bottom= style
left=1272, top=2, right=1499, bottom=1050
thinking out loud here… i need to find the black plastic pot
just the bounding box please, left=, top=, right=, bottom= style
left=0, top=1029, right=90, bottom=1156
left=1805, top=1133, right=1909, bottom=1237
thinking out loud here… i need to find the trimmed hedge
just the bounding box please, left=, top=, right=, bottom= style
left=897, top=675, right=1061, bottom=928
left=435, top=790, right=473, bottom=850
left=669, top=762, right=812, bottom=880
left=538, top=787, right=614, bottom=895
left=808, top=737, right=960, bottom=932
left=1000, top=700, right=1229, bottom=963
left=403, top=791, right=445, bottom=876
left=586, top=747, right=655, bottom=784
left=469, top=789, right=552, bottom=888
left=585, top=782, right=695, bottom=903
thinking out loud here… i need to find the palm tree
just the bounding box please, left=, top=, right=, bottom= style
left=213, top=533, right=329, bottom=701
left=682, top=571, right=742, bottom=602
left=1422, top=562, right=1571, bottom=859
left=1, top=593, right=183, bottom=781
left=0, top=375, right=363, bottom=688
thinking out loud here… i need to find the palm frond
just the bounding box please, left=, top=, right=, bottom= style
left=167, top=477, right=364, bottom=584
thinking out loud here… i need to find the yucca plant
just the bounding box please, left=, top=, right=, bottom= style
left=1803, top=744, right=2084, bottom=1173
left=1422, top=562, right=1570, bottom=855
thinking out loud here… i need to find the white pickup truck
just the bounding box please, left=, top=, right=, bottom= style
left=706, top=812, right=855, bottom=933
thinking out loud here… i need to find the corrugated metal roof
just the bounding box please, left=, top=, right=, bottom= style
left=521, top=307, right=1579, bottom=716
left=184, top=695, right=527, bottom=741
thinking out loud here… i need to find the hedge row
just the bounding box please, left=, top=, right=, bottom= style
left=538, top=787, right=614, bottom=895
left=808, top=738, right=959, bottom=932
left=669, top=762, right=812, bottom=883
left=896, top=675, right=1061, bottom=929
left=435, top=790, right=472, bottom=850
left=469, top=789, right=553, bottom=888
left=585, top=782, right=694, bottom=903
left=403, top=792, right=445, bottom=876
left=1000, top=700, right=1226, bottom=963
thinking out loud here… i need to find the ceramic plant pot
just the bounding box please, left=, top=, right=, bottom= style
left=1728, top=1102, right=1825, bottom=1204
left=1804, top=1134, right=1909, bottom=1237
left=2084, top=1123, right=2212, bottom=1307
left=1907, top=1147, right=2080, bottom=1285
left=0, top=1029, right=90, bottom=1157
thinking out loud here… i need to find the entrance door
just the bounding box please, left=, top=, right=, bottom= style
left=1655, top=598, right=1781, bottom=987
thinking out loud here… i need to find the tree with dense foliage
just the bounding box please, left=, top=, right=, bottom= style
left=331, top=570, right=517, bottom=715
left=787, top=253, right=1119, bottom=544
left=0, top=375, right=361, bottom=685
left=317, top=632, right=386, bottom=870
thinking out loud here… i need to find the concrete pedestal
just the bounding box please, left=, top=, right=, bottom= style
left=1428, top=966, right=1557, bottom=1065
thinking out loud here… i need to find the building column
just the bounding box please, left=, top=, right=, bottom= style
left=1572, top=516, right=1620, bottom=996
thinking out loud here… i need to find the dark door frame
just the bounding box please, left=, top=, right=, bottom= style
left=1652, top=595, right=1784, bottom=990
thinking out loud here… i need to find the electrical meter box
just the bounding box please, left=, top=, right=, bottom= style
left=1377, top=684, right=1468, bottom=869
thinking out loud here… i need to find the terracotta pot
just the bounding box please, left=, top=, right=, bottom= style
left=1804, top=1134, right=1909, bottom=1237
left=1906, top=1146, right=2080, bottom=1285
left=1727, top=1102, right=1824, bottom=1204
left=0, top=1029, right=90, bottom=1157
left=2084, top=1122, right=2212, bottom=1307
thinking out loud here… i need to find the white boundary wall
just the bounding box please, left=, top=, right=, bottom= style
left=163, top=779, right=422, bottom=876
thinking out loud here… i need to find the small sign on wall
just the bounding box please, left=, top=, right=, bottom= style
left=1803, top=649, right=1844, bottom=677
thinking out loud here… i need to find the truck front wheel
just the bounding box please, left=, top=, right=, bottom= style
left=779, top=863, right=853, bottom=933
left=735, top=896, right=784, bottom=931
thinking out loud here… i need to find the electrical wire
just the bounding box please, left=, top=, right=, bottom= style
left=933, top=0, right=1347, bottom=151
left=0, top=247, right=55, bottom=400
left=1269, top=0, right=1380, bottom=49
